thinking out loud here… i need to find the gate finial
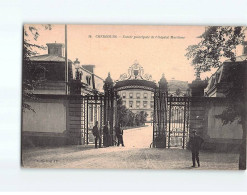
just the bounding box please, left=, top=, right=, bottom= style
left=158, top=73, right=168, bottom=92
left=105, top=72, right=113, bottom=83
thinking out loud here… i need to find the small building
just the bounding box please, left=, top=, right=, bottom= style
left=22, top=42, right=104, bottom=147
left=167, top=78, right=189, bottom=96
left=205, top=41, right=247, bottom=97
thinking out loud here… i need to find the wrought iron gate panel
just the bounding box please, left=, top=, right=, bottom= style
left=85, top=95, right=105, bottom=145
left=167, top=96, right=190, bottom=149
left=68, top=95, right=105, bottom=146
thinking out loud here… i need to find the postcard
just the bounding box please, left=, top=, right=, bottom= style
left=21, top=24, right=246, bottom=169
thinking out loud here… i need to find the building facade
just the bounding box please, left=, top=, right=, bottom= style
left=115, top=62, right=190, bottom=122
left=204, top=42, right=247, bottom=97
left=118, top=89, right=154, bottom=121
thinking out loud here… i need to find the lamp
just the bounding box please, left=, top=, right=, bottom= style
left=74, top=58, right=81, bottom=80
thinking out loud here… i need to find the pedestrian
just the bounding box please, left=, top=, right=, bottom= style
left=188, top=129, right=204, bottom=167
left=116, top=124, right=124, bottom=147
left=92, top=121, right=101, bottom=148
left=103, top=121, right=110, bottom=147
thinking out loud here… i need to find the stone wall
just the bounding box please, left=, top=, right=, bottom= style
left=189, top=98, right=242, bottom=152
left=22, top=97, right=69, bottom=147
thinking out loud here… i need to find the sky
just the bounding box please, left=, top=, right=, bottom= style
left=25, top=24, right=244, bottom=83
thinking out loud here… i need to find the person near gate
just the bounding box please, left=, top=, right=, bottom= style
left=188, top=129, right=204, bottom=167
left=92, top=121, right=101, bottom=148
left=103, top=121, right=110, bottom=147
left=115, top=124, right=124, bottom=147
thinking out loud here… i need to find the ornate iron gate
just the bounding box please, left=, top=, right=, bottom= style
left=167, top=96, right=190, bottom=149
left=153, top=93, right=190, bottom=149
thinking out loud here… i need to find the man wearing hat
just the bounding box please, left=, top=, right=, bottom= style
left=188, top=129, right=204, bottom=167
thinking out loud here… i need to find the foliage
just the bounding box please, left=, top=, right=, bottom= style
left=22, top=25, right=52, bottom=112
left=185, top=26, right=246, bottom=73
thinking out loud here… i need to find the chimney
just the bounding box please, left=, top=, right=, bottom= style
left=242, top=41, right=247, bottom=55
left=46, top=43, right=65, bottom=57
left=82, top=65, right=95, bottom=73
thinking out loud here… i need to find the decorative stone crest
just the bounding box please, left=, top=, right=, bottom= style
left=119, top=61, right=153, bottom=81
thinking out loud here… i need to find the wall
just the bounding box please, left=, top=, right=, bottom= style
left=189, top=98, right=243, bottom=152
left=22, top=99, right=68, bottom=147
left=207, top=104, right=242, bottom=139
left=23, top=101, right=66, bottom=133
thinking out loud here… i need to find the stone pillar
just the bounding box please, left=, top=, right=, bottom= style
left=67, top=78, right=83, bottom=145
left=188, top=74, right=208, bottom=139
left=103, top=73, right=115, bottom=146
left=188, top=74, right=207, bottom=97
left=154, top=74, right=168, bottom=148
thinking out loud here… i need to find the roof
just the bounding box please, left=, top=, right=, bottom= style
left=115, top=79, right=157, bottom=90
left=29, top=54, right=72, bottom=62
left=168, top=80, right=189, bottom=91
left=224, top=54, right=247, bottom=62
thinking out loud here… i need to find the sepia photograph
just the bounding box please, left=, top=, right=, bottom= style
left=21, top=24, right=246, bottom=170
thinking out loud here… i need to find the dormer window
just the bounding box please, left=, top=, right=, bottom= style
left=86, top=75, right=91, bottom=85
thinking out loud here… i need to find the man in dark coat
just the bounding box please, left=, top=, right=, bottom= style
left=188, top=129, right=204, bottom=167
left=92, top=121, right=101, bottom=148
left=115, top=124, right=124, bottom=147
left=103, top=121, right=110, bottom=147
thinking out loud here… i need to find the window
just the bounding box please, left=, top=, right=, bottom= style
left=129, top=93, right=133, bottom=99
left=86, top=75, right=91, bottom=85
left=150, top=101, right=154, bottom=108
left=144, top=93, right=148, bottom=99
left=143, top=101, right=147, bottom=108
left=36, top=67, right=46, bottom=81
left=89, top=105, right=93, bottom=122
left=129, top=101, right=133, bottom=108
left=136, top=93, right=140, bottom=99
left=136, top=101, right=140, bottom=108
left=122, top=92, right=126, bottom=99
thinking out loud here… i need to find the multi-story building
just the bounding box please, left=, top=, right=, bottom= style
left=118, top=89, right=154, bottom=121
left=115, top=62, right=190, bottom=122
left=115, top=62, right=156, bottom=122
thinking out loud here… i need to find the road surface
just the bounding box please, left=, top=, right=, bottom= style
left=22, top=125, right=239, bottom=169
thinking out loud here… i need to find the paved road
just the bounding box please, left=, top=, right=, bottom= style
left=22, top=125, right=239, bottom=169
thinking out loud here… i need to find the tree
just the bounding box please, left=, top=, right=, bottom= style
left=22, top=24, right=52, bottom=112
left=139, top=111, right=148, bottom=125
left=116, top=95, right=136, bottom=127
left=186, top=26, right=245, bottom=73
left=186, top=26, right=246, bottom=170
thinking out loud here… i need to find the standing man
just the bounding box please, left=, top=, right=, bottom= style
left=188, top=129, right=204, bottom=167
left=103, top=121, right=110, bottom=147
left=116, top=124, right=124, bottom=147
left=92, top=121, right=101, bottom=148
